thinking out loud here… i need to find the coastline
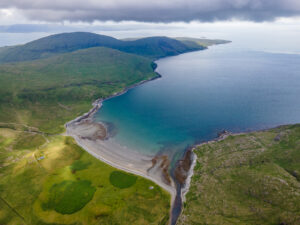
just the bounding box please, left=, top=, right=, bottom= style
left=180, top=124, right=297, bottom=204
left=64, top=55, right=213, bottom=225
left=66, top=72, right=162, bottom=126
left=65, top=72, right=177, bottom=211
left=63, top=41, right=298, bottom=224
left=64, top=44, right=232, bottom=225
left=179, top=131, right=232, bottom=204
left=180, top=130, right=251, bottom=200
left=180, top=151, right=197, bottom=202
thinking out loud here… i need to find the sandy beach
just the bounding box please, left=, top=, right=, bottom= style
left=63, top=73, right=196, bottom=225
left=65, top=74, right=178, bottom=207
left=66, top=117, right=176, bottom=201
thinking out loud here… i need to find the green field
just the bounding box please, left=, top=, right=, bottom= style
left=110, top=171, right=138, bottom=189
left=42, top=180, right=96, bottom=214
left=178, top=124, right=300, bottom=225
left=0, top=130, right=170, bottom=225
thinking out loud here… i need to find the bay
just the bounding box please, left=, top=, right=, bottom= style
left=95, top=43, right=300, bottom=166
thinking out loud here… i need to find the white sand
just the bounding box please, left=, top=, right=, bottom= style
left=66, top=119, right=176, bottom=203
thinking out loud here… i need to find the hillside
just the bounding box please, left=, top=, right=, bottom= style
left=0, top=46, right=157, bottom=133
left=0, top=32, right=203, bottom=64
left=124, top=37, right=231, bottom=49
left=178, top=125, right=300, bottom=225
left=120, top=36, right=203, bottom=58
left=0, top=45, right=171, bottom=224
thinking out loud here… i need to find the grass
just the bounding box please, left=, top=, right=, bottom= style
left=13, top=133, right=46, bottom=150
left=0, top=129, right=170, bottom=225
left=109, top=171, right=138, bottom=189
left=178, top=124, right=300, bottom=225
left=42, top=180, right=96, bottom=214
left=0, top=32, right=204, bottom=63
left=0, top=46, right=157, bottom=134
left=0, top=197, right=25, bottom=225
left=70, top=160, right=91, bottom=172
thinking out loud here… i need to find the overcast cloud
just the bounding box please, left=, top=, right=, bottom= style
left=0, top=0, right=300, bottom=23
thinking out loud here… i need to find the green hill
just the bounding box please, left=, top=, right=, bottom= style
left=0, top=32, right=122, bottom=63
left=0, top=32, right=203, bottom=64
left=119, top=36, right=202, bottom=58
left=178, top=125, right=300, bottom=225
left=0, top=45, right=171, bottom=225
left=0, top=46, right=157, bottom=133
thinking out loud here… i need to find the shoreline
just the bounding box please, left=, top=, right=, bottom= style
left=66, top=72, right=162, bottom=126
left=180, top=129, right=266, bottom=203
left=65, top=72, right=178, bottom=214
left=180, top=151, right=197, bottom=202
left=64, top=45, right=232, bottom=225
left=180, top=123, right=297, bottom=204
left=179, top=131, right=232, bottom=205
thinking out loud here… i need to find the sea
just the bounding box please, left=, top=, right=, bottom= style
left=94, top=42, right=300, bottom=167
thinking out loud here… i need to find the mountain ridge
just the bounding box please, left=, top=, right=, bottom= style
left=0, top=32, right=205, bottom=64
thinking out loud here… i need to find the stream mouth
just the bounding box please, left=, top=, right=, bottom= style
left=170, top=148, right=194, bottom=225
left=171, top=183, right=183, bottom=225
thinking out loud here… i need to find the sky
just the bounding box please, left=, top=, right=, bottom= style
left=0, top=0, right=300, bottom=52
left=1, top=0, right=300, bottom=23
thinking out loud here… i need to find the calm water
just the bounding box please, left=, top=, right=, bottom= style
left=95, top=43, right=300, bottom=165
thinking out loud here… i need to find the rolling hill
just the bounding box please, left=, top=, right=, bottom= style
left=0, top=32, right=204, bottom=64
left=119, top=36, right=202, bottom=58
left=0, top=46, right=157, bottom=133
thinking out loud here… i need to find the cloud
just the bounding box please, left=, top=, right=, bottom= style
left=1, top=0, right=300, bottom=23
left=0, top=23, right=183, bottom=33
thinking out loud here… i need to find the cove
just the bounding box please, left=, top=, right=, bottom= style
left=95, top=44, right=300, bottom=165
left=94, top=43, right=300, bottom=224
left=94, top=44, right=300, bottom=224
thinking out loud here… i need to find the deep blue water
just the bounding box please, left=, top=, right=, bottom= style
left=95, top=44, right=300, bottom=165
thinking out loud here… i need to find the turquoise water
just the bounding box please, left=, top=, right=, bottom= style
left=95, top=43, right=300, bottom=165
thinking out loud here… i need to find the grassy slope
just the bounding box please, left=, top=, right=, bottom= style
left=178, top=125, right=300, bottom=225
left=0, top=47, right=157, bottom=133
left=0, top=46, right=171, bottom=224
left=175, top=37, right=231, bottom=48
left=0, top=32, right=122, bottom=63
left=0, top=128, right=170, bottom=225
left=119, top=36, right=204, bottom=59
left=0, top=32, right=202, bottom=64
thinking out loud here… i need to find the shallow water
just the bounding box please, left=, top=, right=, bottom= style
left=95, top=43, right=300, bottom=166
